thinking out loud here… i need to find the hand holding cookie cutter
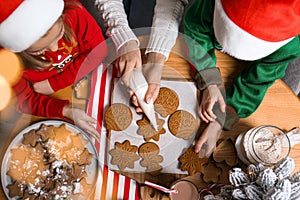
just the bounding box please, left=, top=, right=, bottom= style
left=129, top=68, right=158, bottom=131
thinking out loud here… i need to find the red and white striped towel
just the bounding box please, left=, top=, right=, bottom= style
left=86, top=64, right=140, bottom=200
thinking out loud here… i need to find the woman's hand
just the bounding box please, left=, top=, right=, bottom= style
left=117, top=40, right=142, bottom=87
left=131, top=52, right=165, bottom=113
left=63, top=104, right=99, bottom=141
left=199, top=84, right=226, bottom=123
left=143, top=52, right=165, bottom=102
left=33, top=79, right=54, bottom=95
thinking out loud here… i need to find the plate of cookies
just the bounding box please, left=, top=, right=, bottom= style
left=1, top=120, right=99, bottom=200
left=105, top=79, right=200, bottom=174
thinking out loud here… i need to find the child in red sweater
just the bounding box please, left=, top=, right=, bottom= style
left=0, top=0, right=107, bottom=139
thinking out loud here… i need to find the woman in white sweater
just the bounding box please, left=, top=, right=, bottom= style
left=95, top=0, right=188, bottom=111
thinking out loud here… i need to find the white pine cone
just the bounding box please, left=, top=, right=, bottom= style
left=290, top=182, right=300, bottom=200
left=229, top=168, right=250, bottom=187
left=274, top=157, right=295, bottom=179
left=256, top=168, right=277, bottom=192
left=244, top=184, right=264, bottom=199
left=232, top=188, right=248, bottom=200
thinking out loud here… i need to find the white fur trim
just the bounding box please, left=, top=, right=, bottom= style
left=213, top=0, right=293, bottom=61
left=0, top=0, right=64, bottom=52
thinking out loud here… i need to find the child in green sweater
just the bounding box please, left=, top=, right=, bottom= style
left=184, top=0, right=300, bottom=157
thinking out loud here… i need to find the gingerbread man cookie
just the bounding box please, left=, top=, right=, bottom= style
left=138, top=142, right=164, bottom=176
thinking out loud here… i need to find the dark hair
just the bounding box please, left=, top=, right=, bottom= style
left=18, top=1, right=80, bottom=70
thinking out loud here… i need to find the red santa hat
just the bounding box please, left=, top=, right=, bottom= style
left=0, top=0, right=64, bottom=52
left=214, top=0, right=300, bottom=60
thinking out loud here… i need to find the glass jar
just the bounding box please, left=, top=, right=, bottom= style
left=235, top=125, right=291, bottom=165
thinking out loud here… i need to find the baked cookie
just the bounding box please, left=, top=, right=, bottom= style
left=137, top=114, right=166, bottom=142
left=216, top=162, right=232, bottom=185
left=22, top=192, right=39, bottom=200
left=109, top=140, right=140, bottom=170
left=105, top=103, right=133, bottom=131
left=213, top=139, right=238, bottom=166
left=71, top=164, right=88, bottom=181
left=70, top=134, right=88, bottom=151
left=8, top=144, right=45, bottom=184
left=202, top=162, right=222, bottom=183
left=179, top=148, right=208, bottom=175
left=71, top=177, right=93, bottom=199
left=78, top=148, right=94, bottom=166
left=52, top=124, right=72, bottom=143
left=7, top=123, right=95, bottom=199
left=36, top=123, right=56, bottom=142
left=22, top=129, right=40, bottom=147
left=154, top=87, right=179, bottom=117
left=61, top=133, right=90, bottom=165
left=138, top=142, right=163, bottom=175
left=168, top=110, right=197, bottom=140
left=6, top=181, right=24, bottom=198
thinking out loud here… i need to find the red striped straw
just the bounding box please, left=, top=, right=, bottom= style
left=144, top=181, right=178, bottom=194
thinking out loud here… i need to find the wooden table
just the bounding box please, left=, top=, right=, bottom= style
left=1, top=43, right=300, bottom=199
left=134, top=49, right=300, bottom=199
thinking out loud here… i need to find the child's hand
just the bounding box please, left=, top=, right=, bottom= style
left=199, top=84, right=226, bottom=123
left=63, top=105, right=99, bottom=141
left=194, top=121, right=222, bottom=158
left=117, top=40, right=142, bottom=87
left=33, top=79, right=54, bottom=95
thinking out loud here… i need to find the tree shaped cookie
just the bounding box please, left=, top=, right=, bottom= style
left=109, top=140, right=140, bottom=171
left=137, top=114, right=166, bottom=142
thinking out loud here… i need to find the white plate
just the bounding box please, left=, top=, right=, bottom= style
left=1, top=120, right=100, bottom=199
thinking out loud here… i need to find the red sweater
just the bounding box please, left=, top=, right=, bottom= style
left=13, top=1, right=107, bottom=118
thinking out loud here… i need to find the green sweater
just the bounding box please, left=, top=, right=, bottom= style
left=184, top=0, right=300, bottom=129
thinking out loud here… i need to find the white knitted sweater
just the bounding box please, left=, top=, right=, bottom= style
left=95, top=0, right=188, bottom=60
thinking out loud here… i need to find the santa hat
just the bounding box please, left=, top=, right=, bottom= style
left=214, top=0, right=300, bottom=60
left=0, top=0, right=64, bottom=52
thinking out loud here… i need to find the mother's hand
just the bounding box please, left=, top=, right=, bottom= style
left=117, top=40, right=142, bottom=87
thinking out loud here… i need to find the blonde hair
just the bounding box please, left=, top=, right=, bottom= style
left=18, top=1, right=80, bottom=70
